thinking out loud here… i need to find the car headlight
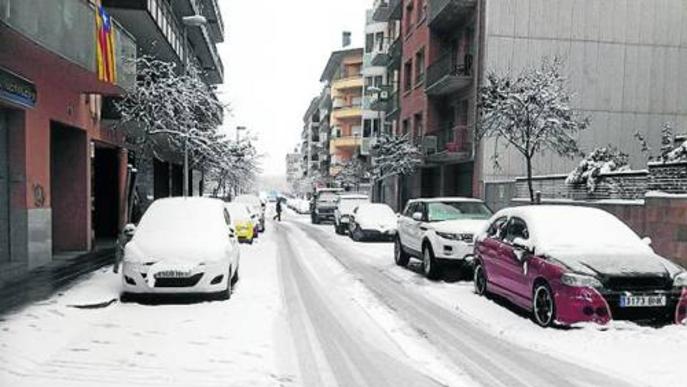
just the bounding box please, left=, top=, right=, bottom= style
left=674, top=272, right=687, bottom=288
left=436, top=232, right=473, bottom=242
left=561, top=273, right=603, bottom=288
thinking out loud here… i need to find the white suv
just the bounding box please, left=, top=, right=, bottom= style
left=395, top=198, right=493, bottom=279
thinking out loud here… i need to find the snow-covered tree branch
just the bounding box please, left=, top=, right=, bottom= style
left=478, top=56, right=589, bottom=203
left=566, top=146, right=630, bottom=192
left=369, top=133, right=422, bottom=181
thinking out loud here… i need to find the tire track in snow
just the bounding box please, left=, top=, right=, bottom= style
left=289, top=220, right=636, bottom=387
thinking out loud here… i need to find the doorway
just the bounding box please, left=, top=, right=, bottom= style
left=92, top=145, right=120, bottom=241
left=0, top=109, right=9, bottom=263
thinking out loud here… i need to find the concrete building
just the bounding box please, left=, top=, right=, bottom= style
left=301, top=97, right=322, bottom=178
left=103, top=0, right=224, bottom=214
left=320, top=48, right=365, bottom=176
left=0, top=0, right=136, bottom=274
left=478, top=0, right=687, bottom=207
left=285, top=151, right=302, bottom=192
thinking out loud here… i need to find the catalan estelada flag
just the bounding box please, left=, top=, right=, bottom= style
left=95, top=5, right=117, bottom=84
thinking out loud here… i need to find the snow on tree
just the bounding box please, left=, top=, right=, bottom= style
left=635, top=123, right=687, bottom=163
left=206, top=136, right=261, bottom=198
left=334, top=158, right=370, bottom=190
left=477, top=56, right=589, bottom=203
left=369, top=133, right=422, bottom=181
left=566, top=146, right=630, bottom=192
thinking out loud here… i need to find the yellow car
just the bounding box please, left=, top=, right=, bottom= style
left=225, top=203, right=255, bottom=244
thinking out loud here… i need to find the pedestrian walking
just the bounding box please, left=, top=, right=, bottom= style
left=273, top=198, right=282, bottom=222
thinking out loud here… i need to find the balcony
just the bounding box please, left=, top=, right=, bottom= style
left=0, top=0, right=136, bottom=91
left=199, top=0, right=223, bottom=43
left=332, top=76, right=363, bottom=92
left=387, top=36, right=402, bottom=71
left=389, top=0, right=402, bottom=20
left=425, top=124, right=472, bottom=163
left=105, top=0, right=223, bottom=84
left=332, top=105, right=362, bottom=121
left=329, top=136, right=362, bottom=153
left=429, top=0, right=477, bottom=33
left=425, top=53, right=473, bottom=96
left=372, top=0, right=390, bottom=22
left=385, top=90, right=400, bottom=119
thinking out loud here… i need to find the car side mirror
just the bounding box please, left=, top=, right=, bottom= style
left=512, top=237, right=534, bottom=259
left=642, top=237, right=652, bottom=246
left=412, top=212, right=423, bottom=222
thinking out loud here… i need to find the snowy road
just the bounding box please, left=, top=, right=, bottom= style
left=2, top=211, right=687, bottom=386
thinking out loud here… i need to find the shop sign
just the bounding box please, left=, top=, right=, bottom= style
left=0, top=66, right=36, bottom=109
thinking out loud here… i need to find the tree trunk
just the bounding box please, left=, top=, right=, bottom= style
left=526, top=155, right=535, bottom=203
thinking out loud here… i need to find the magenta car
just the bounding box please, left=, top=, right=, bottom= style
left=474, top=205, right=687, bottom=327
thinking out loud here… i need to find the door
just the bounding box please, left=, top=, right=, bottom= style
left=407, top=202, right=427, bottom=252
left=398, top=202, right=416, bottom=250
left=0, top=110, right=9, bottom=263
left=477, top=216, right=508, bottom=290
left=498, top=217, right=532, bottom=305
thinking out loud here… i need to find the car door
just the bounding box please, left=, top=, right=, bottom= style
left=498, top=217, right=532, bottom=305
left=407, top=202, right=426, bottom=252
left=223, top=209, right=239, bottom=265
left=477, top=216, right=508, bottom=289
left=397, top=202, right=415, bottom=247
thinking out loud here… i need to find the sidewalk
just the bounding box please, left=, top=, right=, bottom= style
left=0, top=246, right=115, bottom=316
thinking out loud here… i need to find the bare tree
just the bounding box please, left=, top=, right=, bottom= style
left=369, top=133, right=422, bottom=181
left=478, top=57, right=589, bottom=202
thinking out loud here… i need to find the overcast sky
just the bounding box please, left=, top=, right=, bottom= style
left=216, top=0, right=371, bottom=179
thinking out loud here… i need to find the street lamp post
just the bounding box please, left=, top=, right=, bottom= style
left=181, top=14, right=208, bottom=197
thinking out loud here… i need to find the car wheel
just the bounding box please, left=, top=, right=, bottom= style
left=394, top=237, right=410, bottom=267
left=474, top=262, right=488, bottom=296
left=219, top=268, right=233, bottom=300
left=352, top=225, right=362, bottom=241
left=422, top=244, right=441, bottom=280
left=232, top=267, right=239, bottom=285
left=532, top=283, right=556, bottom=327
left=335, top=223, right=342, bottom=235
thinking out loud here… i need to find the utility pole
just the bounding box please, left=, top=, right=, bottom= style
left=181, top=14, right=208, bottom=197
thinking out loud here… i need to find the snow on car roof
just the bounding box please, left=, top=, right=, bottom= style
left=494, top=205, right=650, bottom=254
left=134, top=197, right=228, bottom=243
left=409, top=197, right=484, bottom=203
left=339, top=194, right=369, bottom=199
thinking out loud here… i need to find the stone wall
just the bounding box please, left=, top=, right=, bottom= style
left=649, top=162, right=687, bottom=193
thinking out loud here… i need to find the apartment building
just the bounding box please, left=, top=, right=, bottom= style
left=301, top=97, right=322, bottom=178
left=285, top=151, right=302, bottom=192
left=0, top=0, right=136, bottom=272
left=320, top=48, right=365, bottom=176
left=103, top=0, right=225, bottom=211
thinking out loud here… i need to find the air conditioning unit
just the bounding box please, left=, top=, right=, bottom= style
left=379, top=90, right=389, bottom=101
left=422, top=136, right=438, bottom=154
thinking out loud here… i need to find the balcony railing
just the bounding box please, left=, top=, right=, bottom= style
left=425, top=53, right=473, bottom=96
left=429, top=0, right=477, bottom=32
left=386, top=90, right=400, bottom=118
left=424, top=124, right=472, bottom=162
left=0, top=0, right=136, bottom=90
left=388, top=36, right=402, bottom=69
left=372, top=0, right=391, bottom=22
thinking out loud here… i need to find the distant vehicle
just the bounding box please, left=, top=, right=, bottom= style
left=235, top=194, right=265, bottom=232
left=288, top=197, right=310, bottom=214
left=225, top=202, right=255, bottom=244
left=120, top=198, right=240, bottom=299
left=474, top=205, right=687, bottom=327
left=334, top=194, right=369, bottom=235
left=310, top=188, right=343, bottom=224
left=348, top=203, right=397, bottom=241
left=395, top=198, right=493, bottom=279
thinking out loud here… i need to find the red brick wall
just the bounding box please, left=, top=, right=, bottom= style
left=643, top=196, right=687, bottom=268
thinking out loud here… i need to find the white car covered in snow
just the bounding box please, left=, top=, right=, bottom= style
left=121, top=197, right=240, bottom=299
left=347, top=203, right=398, bottom=241
left=395, top=198, right=493, bottom=279
left=334, top=194, right=369, bottom=235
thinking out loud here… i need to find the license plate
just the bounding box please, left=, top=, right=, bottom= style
left=154, top=270, right=192, bottom=279
left=619, top=294, right=667, bottom=308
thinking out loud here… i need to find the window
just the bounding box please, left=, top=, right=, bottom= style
left=374, top=75, right=383, bottom=87
left=402, top=119, right=410, bottom=135
left=413, top=112, right=423, bottom=138
left=363, top=119, right=381, bottom=137
left=376, top=32, right=385, bottom=51
left=486, top=217, right=508, bottom=238
left=403, top=202, right=416, bottom=217
left=504, top=218, right=529, bottom=243
left=404, top=60, right=412, bottom=91
left=365, top=33, right=374, bottom=53
left=365, top=76, right=373, bottom=87
left=415, top=49, right=425, bottom=85
left=405, top=1, right=414, bottom=33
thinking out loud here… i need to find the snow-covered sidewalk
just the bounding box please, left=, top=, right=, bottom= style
left=0, top=233, right=295, bottom=387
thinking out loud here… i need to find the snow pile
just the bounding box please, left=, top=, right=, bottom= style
left=566, top=146, right=630, bottom=192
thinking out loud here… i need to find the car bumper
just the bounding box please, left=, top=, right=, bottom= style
left=435, top=240, right=474, bottom=261
left=360, top=228, right=397, bottom=240
left=554, top=285, right=687, bottom=326
left=121, top=261, right=230, bottom=295
left=236, top=227, right=254, bottom=241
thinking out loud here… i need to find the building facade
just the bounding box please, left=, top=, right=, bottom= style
left=102, top=0, right=225, bottom=215
left=285, top=151, right=302, bottom=192
left=0, top=0, right=136, bottom=274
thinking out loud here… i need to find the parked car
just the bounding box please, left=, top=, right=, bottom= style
left=120, top=198, right=240, bottom=300
left=395, top=198, right=493, bottom=279
left=474, top=205, right=687, bottom=327
left=348, top=203, right=397, bottom=241
left=310, top=188, right=343, bottom=224
left=235, top=194, right=265, bottom=232
left=225, top=202, right=255, bottom=244
left=334, top=194, right=369, bottom=234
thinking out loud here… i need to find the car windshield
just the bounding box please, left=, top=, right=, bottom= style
left=358, top=204, right=395, bottom=220
left=339, top=198, right=368, bottom=212
left=135, top=200, right=226, bottom=245
left=318, top=192, right=338, bottom=202
left=427, top=201, right=492, bottom=222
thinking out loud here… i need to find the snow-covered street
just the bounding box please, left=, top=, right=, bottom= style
left=2, top=211, right=687, bottom=387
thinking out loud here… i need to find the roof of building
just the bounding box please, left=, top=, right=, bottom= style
left=319, top=47, right=364, bottom=82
